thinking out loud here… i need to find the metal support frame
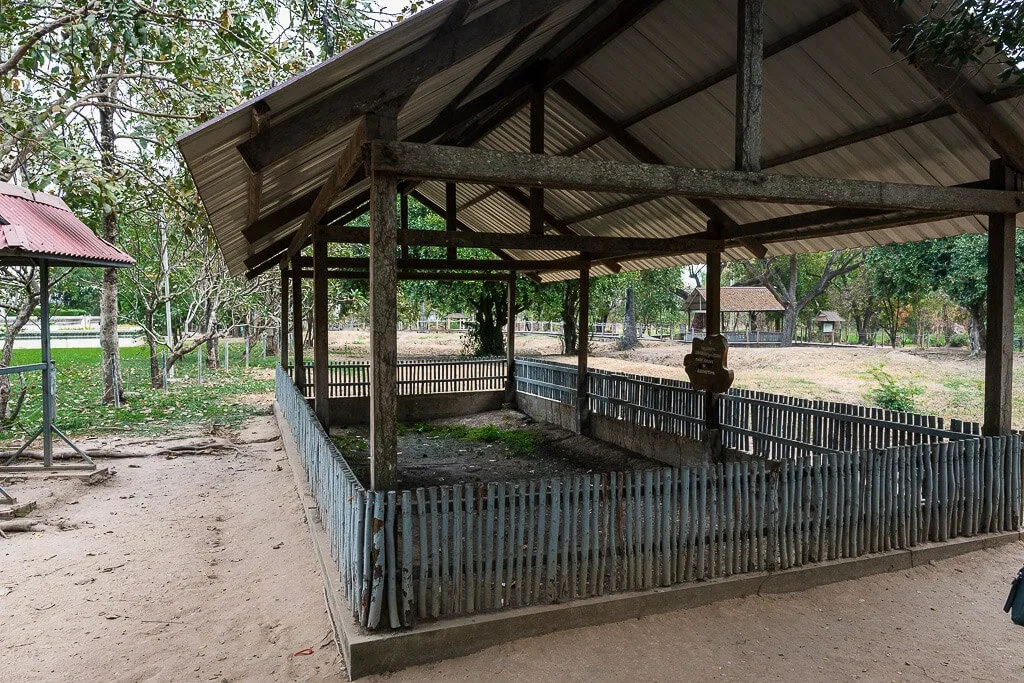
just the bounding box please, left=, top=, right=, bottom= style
left=1, top=260, right=94, bottom=471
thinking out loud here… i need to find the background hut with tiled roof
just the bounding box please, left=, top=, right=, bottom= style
left=682, top=286, right=785, bottom=343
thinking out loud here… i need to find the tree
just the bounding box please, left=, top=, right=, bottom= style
left=866, top=235, right=1024, bottom=355
left=895, top=0, right=1024, bottom=84
left=742, top=252, right=864, bottom=346
left=1, top=0, right=379, bottom=399
left=619, top=286, right=638, bottom=350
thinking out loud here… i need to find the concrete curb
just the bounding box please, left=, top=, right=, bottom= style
left=274, top=401, right=1023, bottom=679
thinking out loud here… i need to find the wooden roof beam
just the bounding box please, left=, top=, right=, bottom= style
left=320, top=225, right=722, bottom=254
left=238, top=0, right=557, bottom=172
left=560, top=4, right=857, bottom=158
left=280, top=110, right=381, bottom=262
left=290, top=255, right=589, bottom=272
left=370, top=141, right=1024, bottom=214
left=288, top=269, right=513, bottom=282
left=853, top=0, right=1024, bottom=173
left=763, top=86, right=1024, bottom=170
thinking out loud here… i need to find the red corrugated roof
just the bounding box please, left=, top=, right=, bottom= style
left=0, top=182, right=133, bottom=267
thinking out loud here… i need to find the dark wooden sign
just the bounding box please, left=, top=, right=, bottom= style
left=684, top=334, right=735, bottom=394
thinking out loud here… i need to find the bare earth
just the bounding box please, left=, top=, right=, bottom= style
left=373, top=541, right=1024, bottom=683
left=1, top=416, right=342, bottom=682
left=4, top=343, right=1024, bottom=681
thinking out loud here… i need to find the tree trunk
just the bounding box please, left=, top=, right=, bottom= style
left=468, top=283, right=507, bottom=356
left=98, top=95, right=122, bottom=405
left=145, top=309, right=161, bottom=388
left=560, top=281, right=579, bottom=355
left=619, top=286, right=638, bottom=350
left=780, top=308, right=797, bottom=347
left=968, top=303, right=986, bottom=357
left=0, top=274, right=38, bottom=422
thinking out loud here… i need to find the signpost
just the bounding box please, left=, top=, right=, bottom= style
left=684, top=333, right=735, bottom=458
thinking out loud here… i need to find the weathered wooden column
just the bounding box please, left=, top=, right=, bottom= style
left=369, top=108, right=400, bottom=491
left=984, top=159, right=1018, bottom=436
left=704, top=248, right=722, bottom=434
left=530, top=83, right=545, bottom=235
left=445, top=183, right=457, bottom=261
left=291, top=261, right=305, bottom=391
left=313, top=228, right=331, bottom=427
left=505, top=271, right=517, bottom=406
left=577, top=263, right=590, bottom=435
left=279, top=265, right=289, bottom=370
left=400, top=192, right=410, bottom=260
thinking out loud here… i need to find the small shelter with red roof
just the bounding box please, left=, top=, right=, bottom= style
left=0, top=182, right=133, bottom=487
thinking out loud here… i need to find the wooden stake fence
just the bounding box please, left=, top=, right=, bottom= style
left=277, top=363, right=1021, bottom=632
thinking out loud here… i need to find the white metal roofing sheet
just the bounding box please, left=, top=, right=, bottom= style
left=178, top=0, right=1024, bottom=279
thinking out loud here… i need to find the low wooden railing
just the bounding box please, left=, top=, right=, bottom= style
left=516, top=358, right=984, bottom=458
left=288, top=357, right=506, bottom=398
left=278, top=360, right=1022, bottom=633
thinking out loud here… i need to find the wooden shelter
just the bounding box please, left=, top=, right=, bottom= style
left=683, top=286, right=784, bottom=335
left=811, top=309, right=845, bottom=342
left=178, top=0, right=1023, bottom=492
left=0, top=182, right=134, bottom=476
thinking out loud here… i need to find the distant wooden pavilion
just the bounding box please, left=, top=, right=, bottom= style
left=683, top=286, right=784, bottom=335
left=0, top=182, right=133, bottom=480
left=811, top=310, right=846, bottom=342
left=178, top=0, right=1023, bottom=491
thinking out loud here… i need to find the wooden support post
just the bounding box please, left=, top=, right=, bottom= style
left=400, top=192, right=410, bottom=260
left=505, top=272, right=517, bottom=406
left=279, top=266, right=289, bottom=369
left=445, top=183, right=458, bottom=261
left=291, top=262, right=304, bottom=390
left=984, top=159, right=1018, bottom=436
left=530, top=83, right=545, bottom=235
left=577, top=263, right=590, bottom=435
left=370, top=110, right=400, bottom=491
left=704, top=244, right=723, bottom=442
left=735, top=0, right=764, bottom=173
left=313, top=230, right=331, bottom=428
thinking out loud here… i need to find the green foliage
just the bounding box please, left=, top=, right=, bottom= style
left=413, top=422, right=541, bottom=456
left=0, top=345, right=276, bottom=443
left=865, top=364, right=923, bottom=413
left=895, top=0, right=1024, bottom=84
left=948, top=333, right=969, bottom=348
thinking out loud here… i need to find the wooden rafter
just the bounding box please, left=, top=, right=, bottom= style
left=291, top=256, right=591, bottom=272
left=370, top=141, right=1024, bottom=214
left=320, top=225, right=722, bottom=254
left=853, top=0, right=1024, bottom=173
left=238, top=0, right=556, bottom=172
left=559, top=4, right=857, bottom=158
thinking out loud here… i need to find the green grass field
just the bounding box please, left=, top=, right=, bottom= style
left=0, top=344, right=276, bottom=443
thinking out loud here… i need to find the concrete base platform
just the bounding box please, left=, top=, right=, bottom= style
left=275, top=399, right=1022, bottom=680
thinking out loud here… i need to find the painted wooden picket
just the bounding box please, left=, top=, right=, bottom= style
left=279, top=362, right=1022, bottom=632
left=289, top=357, right=506, bottom=398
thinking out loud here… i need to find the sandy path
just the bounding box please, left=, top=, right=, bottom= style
left=375, top=541, right=1024, bottom=682
left=1, top=417, right=343, bottom=682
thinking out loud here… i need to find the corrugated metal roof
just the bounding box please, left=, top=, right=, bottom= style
left=685, top=287, right=786, bottom=313
left=0, top=183, right=134, bottom=267
left=177, top=0, right=1024, bottom=280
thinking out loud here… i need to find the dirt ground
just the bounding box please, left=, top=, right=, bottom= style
left=0, top=417, right=342, bottom=682
left=331, top=409, right=663, bottom=489
left=374, top=541, right=1024, bottom=683
left=331, top=330, right=1024, bottom=429
left=4, top=406, right=1024, bottom=682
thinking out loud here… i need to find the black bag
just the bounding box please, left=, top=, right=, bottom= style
left=1004, top=567, right=1024, bottom=626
